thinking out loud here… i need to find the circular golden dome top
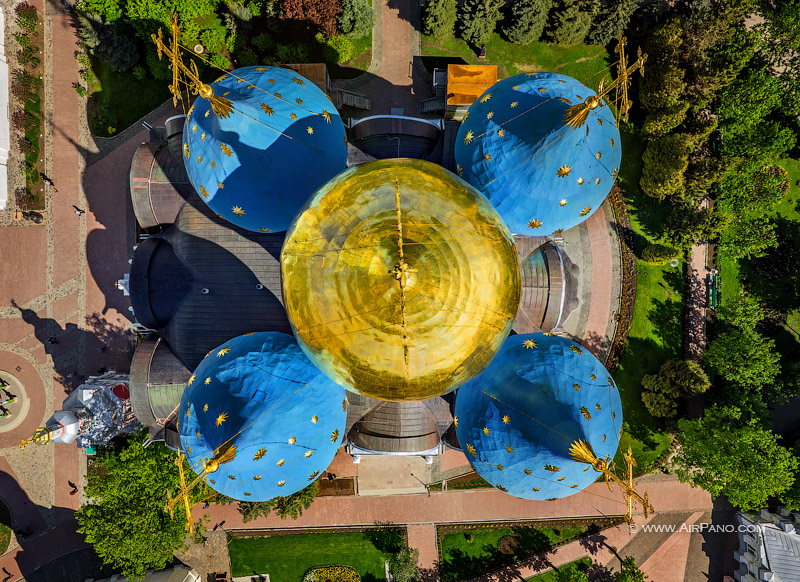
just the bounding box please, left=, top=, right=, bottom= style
left=281, top=159, right=521, bottom=401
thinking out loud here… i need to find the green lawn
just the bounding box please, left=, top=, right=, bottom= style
left=439, top=523, right=595, bottom=581
left=421, top=34, right=610, bottom=80
left=228, top=529, right=404, bottom=582
left=609, top=125, right=676, bottom=470
left=88, top=59, right=171, bottom=137
left=525, top=558, right=592, bottom=581
left=330, top=33, right=372, bottom=78
left=23, top=90, right=44, bottom=208
left=0, top=500, right=11, bottom=554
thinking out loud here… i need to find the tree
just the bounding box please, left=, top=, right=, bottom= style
left=586, top=0, right=641, bottom=46
left=780, top=441, right=800, bottom=512
left=615, top=556, right=647, bottom=582
left=674, top=405, right=798, bottom=510
left=502, top=0, right=552, bottom=44
left=545, top=0, right=598, bottom=45
left=641, top=102, right=690, bottom=138
left=337, top=0, right=374, bottom=39
left=661, top=206, right=730, bottom=250
left=78, top=14, right=139, bottom=72
left=640, top=243, right=680, bottom=265
left=459, top=0, right=505, bottom=47
left=423, top=0, right=458, bottom=39
left=639, top=18, right=685, bottom=111
left=76, top=0, right=125, bottom=21
left=640, top=132, right=696, bottom=200
left=703, top=328, right=780, bottom=389
left=76, top=432, right=191, bottom=581
left=719, top=164, right=790, bottom=215
left=235, top=481, right=319, bottom=522
left=282, top=0, right=342, bottom=37
left=388, top=547, right=420, bottom=582
left=719, top=216, right=778, bottom=260
left=717, top=289, right=765, bottom=330
left=555, top=561, right=588, bottom=581
left=641, top=360, right=710, bottom=418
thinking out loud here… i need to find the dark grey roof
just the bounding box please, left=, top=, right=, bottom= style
left=129, top=334, right=191, bottom=427
left=129, top=195, right=291, bottom=370
left=130, top=143, right=194, bottom=231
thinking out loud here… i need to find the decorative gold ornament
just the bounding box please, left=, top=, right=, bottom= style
left=466, top=444, right=477, bottom=457
left=510, top=101, right=518, bottom=108
left=464, top=130, right=474, bottom=145
left=232, top=206, right=246, bottom=216
left=579, top=406, right=591, bottom=420
left=215, top=412, right=228, bottom=426
left=276, top=459, right=285, bottom=466
left=544, top=464, right=560, bottom=472
left=577, top=177, right=585, bottom=185
left=486, top=111, right=494, bottom=119
left=573, top=384, right=581, bottom=391
left=502, top=415, right=510, bottom=424
left=480, top=93, right=492, bottom=103
left=331, top=429, right=340, bottom=442
left=322, top=110, right=332, bottom=123
left=579, top=206, right=592, bottom=217
left=528, top=219, right=543, bottom=229
left=307, top=126, right=314, bottom=135
left=188, top=374, right=196, bottom=386
left=523, top=340, right=537, bottom=349
left=557, top=165, right=572, bottom=178
left=217, top=346, right=231, bottom=357
left=570, top=344, right=584, bottom=354
left=560, top=199, right=567, bottom=206
left=483, top=427, right=490, bottom=435
left=290, top=112, right=298, bottom=120
left=311, top=415, right=318, bottom=424
left=260, top=103, right=274, bottom=116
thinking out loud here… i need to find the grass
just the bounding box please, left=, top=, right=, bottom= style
left=421, top=34, right=610, bottom=80
left=525, top=558, right=592, bottom=581
left=23, top=90, right=44, bottom=208
left=0, top=500, right=10, bottom=554
left=228, top=529, right=404, bottom=582
left=430, top=475, right=491, bottom=491
left=439, top=522, right=593, bottom=581
left=88, top=59, right=171, bottom=138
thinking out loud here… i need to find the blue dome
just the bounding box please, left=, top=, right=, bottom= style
left=183, top=66, right=347, bottom=233
left=178, top=332, right=347, bottom=501
left=454, top=333, right=622, bottom=500
left=453, top=72, right=620, bottom=236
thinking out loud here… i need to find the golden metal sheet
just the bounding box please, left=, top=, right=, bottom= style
left=281, top=159, right=521, bottom=401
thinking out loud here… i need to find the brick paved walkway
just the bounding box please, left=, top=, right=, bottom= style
left=685, top=198, right=710, bottom=361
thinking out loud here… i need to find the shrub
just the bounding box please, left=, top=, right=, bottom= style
left=322, top=35, right=354, bottom=64
left=132, top=65, right=146, bottom=81
left=388, top=548, right=420, bottom=582
left=503, top=0, right=552, bottom=44
left=15, top=3, right=38, bottom=34
left=423, top=0, right=457, bottom=39
left=16, top=135, right=36, bottom=156
left=641, top=360, right=710, bottom=419
left=11, top=110, right=38, bottom=133
left=252, top=32, right=274, bottom=52
left=75, top=85, right=89, bottom=97
left=338, top=0, right=374, bottom=39
left=17, top=45, right=40, bottom=68
left=11, top=70, right=39, bottom=102
left=14, top=33, right=32, bottom=50
left=641, top=243, right=679, bottom=264
left=15, top=187, right=35, bottom=210
left=497, top=534, right=519, bottom=554
left=545, top=0, right=598, bottom=45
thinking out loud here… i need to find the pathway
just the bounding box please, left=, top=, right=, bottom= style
left=685, top=197, right=710, bottom=361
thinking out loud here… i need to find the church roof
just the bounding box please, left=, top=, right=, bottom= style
left=178, top=332, right=346, bottom=501
left=183, top=66, right=347, bottom=233
left=281, top=158, right=521, bottom=402
left=454, top=333, right=622, bottom=500
left=453, top=72, right=620, bottom=236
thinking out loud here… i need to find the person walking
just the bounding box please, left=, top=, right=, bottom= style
left=72, top=205, right=85, bottom=216
left=40, top=172, right=58, bottom=192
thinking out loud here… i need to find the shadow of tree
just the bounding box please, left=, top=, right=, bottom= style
left=363, top=526, right=404, bottom=554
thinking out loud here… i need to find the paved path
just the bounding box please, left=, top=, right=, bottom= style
left=685, top=198, right=710, bottom=361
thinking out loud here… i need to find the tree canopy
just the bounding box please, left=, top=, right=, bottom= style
left=703, top=328, right=780, bottom=389
left=459, top=0, right=505, bottom=46
left=674, top=406, right=798, bottom=510
left=641, top=359, right=710, bottom=418
left=388, top=547, right=421, bottom=582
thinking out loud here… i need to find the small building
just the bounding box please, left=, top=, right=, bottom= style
left=445, top=64, right=498, bottom=121
left=735, top=508, right=800, bottom=582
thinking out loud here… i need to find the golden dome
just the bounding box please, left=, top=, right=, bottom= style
left=281, top=159, right=521, bottom=401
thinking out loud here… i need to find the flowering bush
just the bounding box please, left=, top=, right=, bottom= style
left=302, top=565, right=361, bottom=582
left=11, top=70, right=38, bottom=102
left=11, top=110, right=37, bottom=133
left=16, top=136, right=36, bottom=155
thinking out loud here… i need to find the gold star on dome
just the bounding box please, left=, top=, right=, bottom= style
left=498, top=129, right=505, bottom=137
left=307, top=126, right=314, bottom=134
left=183, top=143, right=190, bottom=159
left=611, top=411, right=616, bottom=420
left=577, top=177, right=585, bottom=185
left=203, top=404, right=208, bottom=412
left=466, top=444, right=477, bottom=457
left=343, top=398, right=348, bottom=411
left=510, top=101, right=518, bottom=108
left=204, top=377, right=211, bottom=385
left=253, top=475, right=262, bottom=480
left=558, top=97, right=573, bottom=105
left=196, top=430, right=201, bottom=438
left=523, top=339, right=537, bottom=349
left=545, top=464, right=560, bottom=472
left=484, top=153, right=492, bottom=161
left=292, top=77, right=305, bottom=85
left=267, top=78, right=276, bottom=83
left=311, top=415, right=318, bottom=424
left=308, top=470, right=319, bottom=480
left=229, top=474, right=236, bottom=480
left=217, top=346, right=231, bottom=357
left=278, top=480, right=285, bottom=487
left=221, top=143, right=233, bottom=157
left=274, top=92, right=282, bottom=98
left=453, top=416, right=458, bottom=427
left=186, top=407, right=190, bottom=419
left=486, top=111, right=494, bottom=119
left=528, top=219, right=543, bottom=229
left=595, top=403, right=602, bottom=411
left=201, top=132, right=206, bottom=141
left=497, top=484, right=508, bottom=491
left=210, top=160, right=216, bottom=168
left=552, top=229, right=564, bottom=235
left=331, top=429, right=340, bottom=442
left=244, top=491, right=251, bottom=496
left=304, top=450, right=313, bottom=457
left=259, top=227, right=272, bottom=232
left=506, top=446, right=513, bottom=454
left=198, top=185, right=208, bottom=198
left=260, top=103, right=274, bottom=116
left=557, top=165, right=572, bottom=178
left=571, top=345, right=584, bottom=354
left=218, top=181, right=224, bottom=190
left=296, top=98, right=304, bottom=105
left=570, top=484, right=578, bottom=489
left=288, top=436, right=296, bottom=444
left=232, top=206, right=246, bottom=216
left=533, top=487, right=540, bottom=491
left=579, top=406, right=591, bottom=420
left=480, top=93, right=492, bottom=103
left=612, top=168, right=619, bottom=179
left=502, top=415, right=510, bottom=424
left=192, top=124, right=197, bottom=132
left=237, top=78, right=245, bottom=83
left=573, top=384, right=581, bottom=391
left=276, top=459, right=285, bottom=466
left=609, top=138, right=615, bottom=147
left=216, top=412, right=228, bottom=426
left=322, top=110, right=332, bottom=123
left=483, top=427, right=490, bottom=435
left=524, top=469, right=532, bottom=475
left=596, top=152, right=602, bottom=160
left=512, top=84, right=520, bottom=90
left=197, top=155, right=203, bottom=163
left=290, top=112, right=297, bottom=120
left=463, top=112, right=469, bottom=121
left=558, top=79, right=566, bottom=84
left=188, top=374, right=196, bottom=386
left=560, top=199, right=567, bottom=206
left=543, top=332, right=555, bottom=336
left=603, top=434, right=607, bottom=442
left=538, top=87, right=547, bottom=92
left=558, top=477, right=565, bottom=481
left=464, top=130, right=474, bottom=145
left=597, top=118, right=603, bottom=126
left=205, top=110, right=210, bottom=118
left=187, top=447, right=192, bottom=454
left=497, top=464, right=504, bottom=470
left=253, top=448, right=266, bottom=460
left=579, top=206, right=592, bottom=217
